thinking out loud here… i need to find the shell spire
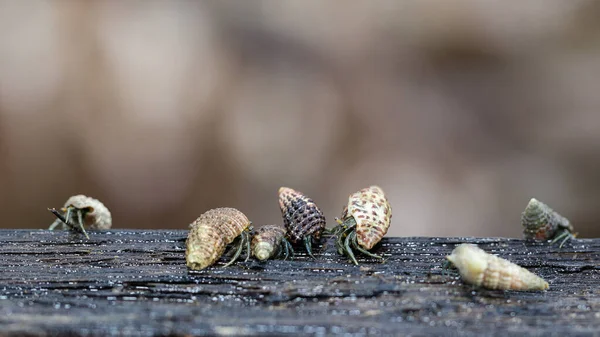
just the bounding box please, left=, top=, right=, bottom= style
left=278, top=187, right=326, bottom=258
left=446, top=244, right=549, bottom=291
left=521, top=198, right=575, bottom=247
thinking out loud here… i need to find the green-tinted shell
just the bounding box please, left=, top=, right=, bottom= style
left=521, top=198, right=574, bottom=241
left=342, top=185, right=391, bottom=250
left=446, top=244, right=549, bottom=291
left=186, top=207, right=250, bottom=270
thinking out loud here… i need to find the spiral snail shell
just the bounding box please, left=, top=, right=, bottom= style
left=186, top=207, right=252, bottom=270
left=331, top=185, right=392, bottom=265
left=251, top=225, right=294, bottom=261
left=278, top=187, right=326, bottom=258
left=446, top=244, right=549, bottom=291
left=521, top=198, right=576, bottom=248
left=48, top=194, right=112, bottom=239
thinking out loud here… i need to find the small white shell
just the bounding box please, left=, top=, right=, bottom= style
left=63, top=195, right=112, bottom=230
left=446, top=244, right=549, bottom=291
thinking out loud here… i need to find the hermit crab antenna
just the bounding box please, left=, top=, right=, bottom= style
left=48, top=208, right=69, bottom=225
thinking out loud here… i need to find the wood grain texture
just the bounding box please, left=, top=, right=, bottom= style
left=0, top=230, right=599, bottom=336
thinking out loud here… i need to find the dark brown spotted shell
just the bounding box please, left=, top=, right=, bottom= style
left=521, top=198, right=574, bottom=241
left=278, top=187, right=326, bottom=243
left=341, top=185, right=392, bottom=250
left=186, top=207, right=250, bottom=270
left=251, top=225, right=287, bottom=261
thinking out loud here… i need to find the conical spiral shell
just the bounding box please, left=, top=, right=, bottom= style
left=278, top=187, right=326, bottom=243
left=186, top=207, right=250, bottom=270
left=446, top=244, right=549, bottom=291
left=521, top=198, right=574, bottom=241
left=251, top=225, right=287, bottom=261
left=342, top=185, right=392, bottom=250
left=63, top=195, right=112, bottom=230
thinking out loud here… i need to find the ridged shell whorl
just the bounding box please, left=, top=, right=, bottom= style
left=252, top=225, right=287, bottom=261
left=64, top=195, right=112, bottom=230
left=521, top=198, right=573, bottom=240
left=278, top=187, right=326, bottom=243
left=345, top=185, right=391, bottom=250
left=186, top=208, right=250, bottom=270
left=446, top=244, right=549, bottom=291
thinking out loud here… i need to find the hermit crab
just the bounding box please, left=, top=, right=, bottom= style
left=330, top=185, right=392, bottom=265
left=251, top=225, right=294, bottom=261
left=48, top=195, right=112, bottom=239
left=521, top=198, right=576, bottom=248
left=278, top=187, right=326, bottom=258
left=186, top=207, right=253, bottom=270
left=446, top=244, right=549, bottom=291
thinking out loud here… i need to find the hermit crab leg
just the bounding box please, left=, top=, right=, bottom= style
left=551, top=230, right=573, bottom=248
left=333, top=224, right=347, bottom=236
left=334, top=229, right=344, bottom=254
left=76, top=209, right=90, bottom=239
left=244, top=231, right=251, bottom=262
left=335, top=224, right=352, bottom=247
left=441, top=260, right=454, bottom=277
left=334, top=216, right=357, bottom=242
left=351, top=234, right=383, bottom=260
left=334, top=233, right=344, bottom=255
left=48, top=207, right=85, bottom=237
left=321, top=228, right=335, bottom=236
left=335, top=225, right=349, bottom=255
left=48, top=211, right=64, bottom=230
left=280, top=238, right=295, bottom=260
left=304, top=236, right=316, bottom=259
left=280, top=239, right=289, bottom=259
left=286, top=239, right=295, bottom=259
left=48, top=219, right=62, bottom=231
left=64, top=206, right=73, bottom=229
left=336, top=224, right=356, bottom=255
left=343, top=230, right=359, bottom=265
left=223, top=236, right=245, bottom=267
left=558, top=235, right=572, bottom=249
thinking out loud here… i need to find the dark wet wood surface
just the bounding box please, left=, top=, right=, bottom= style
left=0, top=230, right=599, bottom=336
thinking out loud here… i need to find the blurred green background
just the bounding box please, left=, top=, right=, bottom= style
left=1, top=1, right=599, bottom=238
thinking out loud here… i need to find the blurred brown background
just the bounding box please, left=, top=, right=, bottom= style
left=1, top=1, right=599, bottom=238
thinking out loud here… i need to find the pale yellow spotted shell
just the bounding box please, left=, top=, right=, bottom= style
left=345, top=185, right=392, bottom=250
left=446, top=244, right=549, bottom=291
left=64, top=195, right=112, bottom=230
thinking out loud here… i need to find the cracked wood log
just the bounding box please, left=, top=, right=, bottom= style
left=0, top=230, right=598, bottom=336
